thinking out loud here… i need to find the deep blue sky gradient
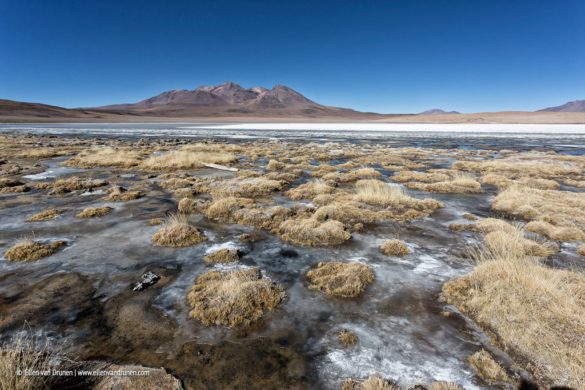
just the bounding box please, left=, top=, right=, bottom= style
left=1, top=0, right=584, bottom=113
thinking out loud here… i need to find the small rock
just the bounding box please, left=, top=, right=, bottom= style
left=133, top=272, right=161, bottom=291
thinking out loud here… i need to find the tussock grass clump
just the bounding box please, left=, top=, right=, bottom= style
left=564, top=178, right=585, bottom=188
left=203, top=248, right=239, bottom=264
left=210, top=177, right=284, bottom=198
left=484, top=229, right=556, bottom=258
left=380, top=239, right=409, bottom=256
left=578, top=244, right=585, bottom=256
left=468, top=349, right=510, bottom=384
left=406, top=172, right=482, bottom=194
left=204, top=197, right=254, bottom=221
left=188, top=268, right=285, bottom=327
left=391, top=170, right=450, bottom=183
left=4, top=240, right=66, bottom=261
left=53, top=176, right=108, bottom=192
left=26, top=208, right=61, bottom=222
left=286, top=180, right=335, bottom=200
left=234, top=205, right=294, bottom=233
left=66, top=146, right=144, bottom=168
left=266, top=159, right=285, bottom=170
left=442, top=227, right=585, bottom=388
left=178, top=197, right=198, bottom=214
left=151, top=213, right=207, bottom=247
left=338, top=329, right=358, bottom=346
left=103, top=186, right=143, bottom=202
left=354, top=180, right=442, bottom=213
left=306, top=261, right=373, bottom=298
left=0, top=335, right=53, bottom=390
left=481, top=174, right=559, bottom=190
left=279, top=219, right=351, bottom=247
left=340, top=376, right=464, bottom=390
left=492, top=186, right=585, bottom=240
left=0, top=178, right=28, bottom=194
left=525, top=220, right=585, bottom=241
left=313, top=203, right=377, bottom=226
left=141, top=149, right=237, bottom=170
left=76, top=206, right=113, bottom=218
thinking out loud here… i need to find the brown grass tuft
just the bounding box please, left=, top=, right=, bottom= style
left=66, top=146, right=144, bottom=168
left=188, top=268, right=285, bottom=327
left=4, top=240, right=66, bottom=261
left=141, top=149, right=237, bottom=170
left=405, top=172, right=482, bottom=194
left=103, top=186, right=143, bottom=202
left=25, top=208, right=61, bottom=222
left=76, top=206, right=113, bottom=218
left=380, top=239, right=410, bottom=256
left=468, top=349, right=510, bottom=384
left=442, top=225, right=585, bottom=388
left=285, top=180, right=335, bottom=200
left=338, top=329, right=358, bottom=346
left=578, top=244, right=585, bottom=256
left=306, top=261, right=374, bottom=298
left=53, top=176, right=108, bottom=192
left=151, top=213, right=207, bottom=247
left=279, top=218, right=351, bottom=247
left=203, top=248, right=240, bottom=265
left=0, top=334, right=53, bottom=390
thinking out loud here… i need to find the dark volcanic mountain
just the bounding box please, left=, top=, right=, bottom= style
left=95, top=82, right=373, bottom=118
left=418, top=108, right=460, bottom=115
left=538, top=100, right=585, bottom=112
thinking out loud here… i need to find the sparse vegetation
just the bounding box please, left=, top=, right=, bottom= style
left=141, top=149, right=237, bottom=170
left=406, top=172, right=482, bottom=194
left=306, top=261, right=374, bottom=298
left=151, top=213, right=207, bottom=247
left=4, top=239, right=66, bottom=261
left=380, top=239, right=409, bottom=256
left=103, top=185, right=143, bottom=201
left=279, top=218, right=351, bottom=247
left=0, top=335, right=53, bottom=390
left=203, top=248, right=240, bottom=264
left=25, top=208, right=61, bottom=222
left=338, top=329, right=358, bottom=346
left=188, top=268, right=285, bottom=327
left=468, top=349, right=510, bottom=384
left=76, top=206, right=113, bottom=218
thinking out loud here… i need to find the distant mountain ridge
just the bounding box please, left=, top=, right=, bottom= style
left=538, top=100, right=585, bottom=112
left=418, top=108, right=460, bottom=115
left=95, top=82, right=375, bottom=118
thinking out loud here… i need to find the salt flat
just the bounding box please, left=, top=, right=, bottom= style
left=183, top=122, right=585, bottom=133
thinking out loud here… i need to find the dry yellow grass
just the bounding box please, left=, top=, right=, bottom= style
left=391, top=170, right=450, bottom=183
left=151, top=213, right=207, bottom=247
left=480, top=174, right=559, bottom=190
left=564, top=178, right=585, bottom=188
left=285, top=180, right=335, bottom=200
left=4, top=240, right=66, bottom=261
left=141, top=149, right=237, bottom=170
left=177, top=197, right=198, bottom=214
left=306, top=261, right=374, bottom=298
left=340, top=375, right=463, bottom=390
left=405, top=172, right=482, bottom=194
left=492, top=185, right=585, bottom=241
left=442, top=225, right=585, bottom=388
left=204, top=197, right=254, bottom=221
left=103, top=186, right=143, bottom=202
left=76, top=206, right=113, bottom=218
left=354, top=179, right=443, bottom=213
left=210, top=177, right=284, bottom=198
left=453, top=154, right=584, bottom=180
left=0, top=179, right=28, bottom=194
left=279, top=218, right=351, bottom=247
left=188, top=268, right=285, bottom=327
left=53, top=176, right=108, bottom=192
left=578, top=244, right=585, bottom=256
left=66, top=146, right=144, bottom=168
left=233, top=205, right=294, bottom=233
left=525, top=220, right=585, bottom=241
left=0, top=335, right=53, bottom=390
left=468, top=349, right=510, bottom=384
left=380, top=239, right=410, bottom=256
left=203, top=248, right=239, bottom=265
left=338, top=329, right=358, bottom=346
left=25, top=208, right=61, bottom=222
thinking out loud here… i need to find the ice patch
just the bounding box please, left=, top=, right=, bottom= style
left=204, top=241, right=240, bottom=254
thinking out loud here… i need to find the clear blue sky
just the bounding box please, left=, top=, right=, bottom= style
left=1, top=0, right=584, bottom=113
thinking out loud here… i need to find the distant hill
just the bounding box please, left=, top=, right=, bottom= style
left=93, top=82, right=379, bottom=118
left=538, top=100, right=585, bottom=112
left=418, top=109, right=460, bottom=115
left=0, top=99, right=113, bottom=121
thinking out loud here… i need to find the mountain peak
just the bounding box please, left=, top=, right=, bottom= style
left=418, top=108, right=460, bottom=115
left=538, top=99, right=585, bottom=112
